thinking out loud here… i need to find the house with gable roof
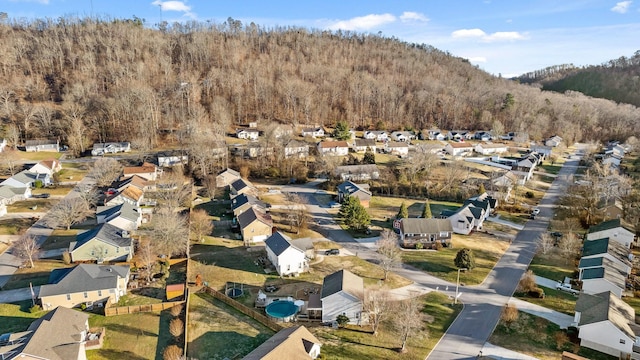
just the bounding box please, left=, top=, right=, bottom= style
left=384, top=141, right=409, bottom=156
left=237, top=207, right=273, bottom=245
left=284, top=140, right=310, bottom=158
left=264, top=232, right=308, bottom=276
left=336, top=181, right=372, bottom=208
left=104, top=186, right=144, bottom=207
left=0, top=170, right=51, bottom=188
left=29, top=159, right=62, bottom=176
left=157, top=150, right=188, bottom=167
left=580, top=266, right=626, bottom=298
left=440, top=194, right=496, bottom=235
left=301, top=126, right=325, bottom=138
left=587, top=219, right=636, bottom=249
left=580, top=237, right=632, bottom=276
left=242, top=325, right=321, bottom=360
left=39, top=264, right=130, bottom=310
left=96, top=202, right=142, bottom=231
left=216, top=168, right=241, bottom=188
left=363, top=131, right=388, bottom=142
left=122, top=162, right=159, bottom=181
left=25, top=139, right=60, bottom=152
left=0, top=185, right=31, bottom=205
left=399, top=218, right=453, bottom=249
left=474, top=143, right=508, bottom=155
left=231, top=193, right=268, bottom=216
left=321, top=270, right=364, bottom=325
left=236, top=128, right=260, bottom=140
left=352, top=139, right=376, bottom=153
left=230, top=178, right=258, bottom=199
left=69, top=223, right=134, bottom=263
left=445, top=142, right=473, bottom=157
left=333, top=164, right=379, bottom=182
left=317, top=141, right=349, bottom=156
left=545, top=135, right=563, bottom=147
left=91, top=142, right=131, bottom=156
left=573, top=291, right=640, bottom=359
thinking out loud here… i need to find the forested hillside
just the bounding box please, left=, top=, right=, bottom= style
left=0, top=17, right=639, bottom=157
left=516, top=51, right=640, bottom=107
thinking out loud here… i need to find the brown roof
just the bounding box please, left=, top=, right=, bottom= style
left=318, top=141, right=349, bottom=149
left=121, top=186, right=143, bottom=201
left=448, top=142, right=473, bottom=148
left=39, top=159, right=59, bottom=170
left=242, top=326, right=321, bottom=360
left=123, top=162, right=156, bottom=175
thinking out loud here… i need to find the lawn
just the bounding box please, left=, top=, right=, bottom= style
left=193, top=199, right=233, bottom=220
left=31, top=185, right=74, bottom=196
left=368, top=196, right=461, bottom=222
left=186, top=292, right=275, bottom=359
left=623, top=296, right=640, bottom=317
left=16, top=151, right=62, bottom=161
left=401, top=234, right=510, bottom=285
left=6, top=198, right=56, bottom=213
left=57, top=162, right=89, bottom=181
left=312, top=292, right=462, bottom=360
left=0, top=300, right=43, bottom=334
left=489, top=310, right=615, bottom=360
left=539, top=163, right=562, bottom=175
left=1, top=259, right=70, bottom=290
left=0, top=217, right=36, bottom=235
left=528, top=253, right=576, bottom=283
left=87, top=311, right=164, bottom=360
left=40, top=229, right=78, bottom=251
left=515, top=285, right=577, bottom=315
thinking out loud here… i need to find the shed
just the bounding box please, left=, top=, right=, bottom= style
left=166, top=283, right=185, bottom=300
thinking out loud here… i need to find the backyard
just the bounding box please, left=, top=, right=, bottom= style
left=1, top=259, right=69, bottom=290
left=0, top=217, right=36, bottom=235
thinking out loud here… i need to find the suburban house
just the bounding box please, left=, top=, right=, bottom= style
left=157, top=150, right=188, bottom=167
left=512, top=157, right=538, bottom=183
left=597, top=198, right=624, bottom=220
left=25, top=139, right=60, bottom=152
left=321, top=270, right=364, bottom=325
left=264, top=232, right=308, bottom=276
left=445, top=142, right=473, bottom=157
left=104, top=186, right=144, bottom=207
left=579, top=256, right=630, bottom=280
left=474, top=143, right=508, bottom=155
left=91, top=142, right=131, bottom=156
left=39, top=264, right=130, bottom=310
left=363, top=131, right=388, bottom=142
left=443, top=203, right=486, bottom=235
left=242, top=325, right=321, bottom=360
left=390, top=131, right=414, bottom=142
left=211, top=141, right=228, bottom=159
left=96, top=203, right=142, bottom=231
left=216, top=168, right=242, bottom=188
left=115, top=174, right=154, bottom=193
left=586, top=219, right=636, bottom=249
left=0, top=306, right=91, bottom=360
left=333, top=164, right=379, bottom=182
left=531, top=144, right=553, bottom=157
left=237, top=206, right=273, bottom=245
left=69, top=223, right=134, bottom=263
left=580, top=238, right=632, bottom=276
left=231, top=193, right=268, bottom=216
left=579, top=266, right=626, bottom=298
left=0, top=170, right=51, bottom=188
left=602, top=154, right=623, bottom=168
left=317, top=141, right=349, bottom=156
left=474, top=131, right=493, bottom=142
left=384, top=141, right=409, bottom=156
left=0, top=138, right=6, bottom=152
left=574, top=291, right=640, bottom=359
left=284, top=140, right=310, bottom=158
left=122, top=162, right=159, bottom=181
left=301, top=127, right=325, bottom=138
left=230, top=178, right=258, bottom=198
left=236, top=128, right=260, bottom=140
left=336, top=181, right=372, bottom=208
left=29, top=159, right=62, bottom=176
left=0, top=185, right=31, bottom=205
left=351, top=139, right=376, bottom=153
left=545, top=135, right=563, bottom=147
left=399, top=218, right=453, bottom=249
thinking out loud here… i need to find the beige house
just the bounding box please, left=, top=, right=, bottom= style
left=39, top=264, right=130, bottom=310
left=243, top=325, right=321, bottom=360
left=216, top=168, right=242, bottom=188
left=237, top=207, right=273, bottom=245
left=69, top=223, right=134, bottom=263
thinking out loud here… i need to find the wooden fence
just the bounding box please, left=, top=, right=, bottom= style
left=104, top=299, right=184, bottom=316
left=202, top=286, right=284, bottom=332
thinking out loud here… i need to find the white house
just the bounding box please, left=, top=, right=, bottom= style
left=317, top=141, right=349, bottom=156
left=444, top=142, right=473, bottom=156
left=0, top=185, right=31, bottom=205
left=580, top=237, right=632, bottom=276
left=236, top=128, right=260, bottom=140
left=390, top=131, right=414, bottom=142
left=0, top=203, right=6, bottom=217
left=91, top=142, right=131, bottom=156
left=157, top=150, right=188, bottom=167
left=531, top=144, right=553, bottom=157
left=96, top=203, right=142, bottom=231
left=264, top=232, right=308, bottom=276
left=25, top=139, right=60, bottom=152
left=443, top=203, right=485, bottom=235
left=574, top=291, right=640, bottom=359
left=363, top=131, right=388, bottom=142
left=384, top=141, right=409, bottom=156
left=587, top=219, right=636, bottom=249
left=321, top=270, right=364, bottom=325
left=579, top=266, right=626, bottom=298
left=545, top=135, right=563, bottom=147
left=352, top=139, right=376, bottom=153
left=474, top=143, right=508, bottom=155
left=29, top=159, right=62, bottom=176
left=284, top=140, right=309, bottom=158
left=0, top=170, right=51, bottom=188
left=122, top=162, right=159, bottom=181
left=301, top=127, right=325, bottom=138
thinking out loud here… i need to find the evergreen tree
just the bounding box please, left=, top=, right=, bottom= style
left=340, top=196, right=370, bottom=231
left=333, top=121, right=351, bottom=140
left=422, top=200, right=433, bottom=218
left=454, top=248, right=475, bottom=270
left=397, top=202, right=408, bottom=219
left=362, top=149, right=376, bottom=164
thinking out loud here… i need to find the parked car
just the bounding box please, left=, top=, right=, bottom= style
left=34, top=193, right=50, bottom=199
left=556, top=282, right=579, bottom=295
left=531, top=207, right=540, bottom=216
left=325, top=249, right=340, bottom=256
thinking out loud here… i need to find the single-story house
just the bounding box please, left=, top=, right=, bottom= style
left=231, top=193, right=268, bottom=216
left=216, top=168, right=242, bottom=188
left=104, top=186, right=144, bottom=207
left=237, top=207, right=273, bottom=245
left=29, top=159, right=62, bottom=176
left=0, top=185, right=31, bottom=205
left=545, top=135, right=563, bottom=147
left=531, top=144, right=553, bottom=157
left=242, top=325, right=321, bottom=360
left=580, top=237, right=632, bottom=276
left=96, top=202, right=142, bottom=231
left=384, top=141, right=409, bottom=156
left=25, top=139, right=60, bottom=152
left=574, top=291, right=640, bottom=359
left=363, top=131, right=388, bottom=142
left=334, top=164, right=379, bottom=182
left=230, top=178, right=258, bottom=198
left=597, top=197, right=624, bottom=221
left=602, top=154, right=623, bottom=168
left=317, top=141, right=349, bottom=156
left=39, top=264, right=130, bottom=310
left=265, top=232, right=308, bottom=276
left=321, top=270, right=364, bottom=325
left=157, top=150, right=188, bottom=167
left=445, top=142, right=473, bottom=157
left=115, top=174, right=155, bottom=193
left=122, top=162, right=159, bottom=181
left=474, top=143, right=508, bottom=155
left=399, top=218, right=453, bottom=249
left=0, top=306, right=91, bottom=360
left=69, top=223, right=134, bottom=263
left=474, top=131, right=493, bottom=141
left=301, top=127, right=325, bottom=138
left=587, top=219, right=636, bottom=249
left=284, top=140, right=310, bottom=158
left=0, top=170, right=51, bottom=188
left=91, top=142, right=131, bottom=156
left=390, top=131, right=414, bottom=142
left=336, top=181, right=372, bottom=208
left=579, top=266, right=626, bottom=298
left=236, top=128, right=260, bottom=140
left=351, top=139, right=376, bottom=153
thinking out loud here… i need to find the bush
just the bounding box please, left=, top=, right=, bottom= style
left=34, top=180, right=43, bottom=188
left=415, top=242, right=424, bottom=250
left=433, top=242, right=443, bottom=250
left=525, top=191, right=534, bottom=198
left=163, top=345, right=183, bottom=360
left=170, top=304, right=183, bottom=317
left=29, top=305, right=42, bottom=313
left=501, top=304, right=518, bottom=324
left=528, top=287, right=545, bottom=298
left=169, top=318, right=184, bottom=338
left=517, top=270, right=537, bottom=293
left=336, top=314, right=350, bottom=327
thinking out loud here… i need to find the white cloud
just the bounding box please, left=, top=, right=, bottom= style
left=451, top=28, right=527, bottom=42
left=151, top=1, right=196, bottom=19
left=400, top=12, right=428, bottom=22
left=451, top=28, right=487, bottom=38
left=611, top=1, right=632, bottom=13
left=327, top=13, right=396, bottom=31
left=467, top=56, right=487, bottom=63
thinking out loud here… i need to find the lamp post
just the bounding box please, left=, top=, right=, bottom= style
left=455, top=268, right=468, bottom=304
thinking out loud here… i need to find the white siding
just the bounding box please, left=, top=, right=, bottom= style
left=322, top=292, right=362, bottom=324
left=587, top=229, right=635, bottom=249
left=579, top=321, right=633, bottom=358
left=581, top=278, right=624, bottom=298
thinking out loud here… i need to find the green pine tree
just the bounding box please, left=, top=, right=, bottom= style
left=454, top=248, right=475, bottom=270
left=422, top=200, right=433, bottom=218
left=362, top=149, right=376, bottom=164
left=333, top=121, right=351, bottom=140
left=397, top=202, right=408, bottom=219
left=340, top=196, right=370, bottom=231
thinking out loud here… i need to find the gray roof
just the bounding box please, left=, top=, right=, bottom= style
left=218, top=168, right=240, bottom=177
left=96, top=202, right=140, bottom=223
left=321, top=269, right=363, bottom=299
left=39, top=264, right=130, bottom=297
left=265, top=232, right=303, bottom=256
left=231, top=194, right=266, bottom=212
left=336, top=181, right=372, bottom=198
left=71, top=223, right=132, bottom=251
left=354, top=139, right=376, bottom=147
left=575, top=291, right=637, bottom=338
left=231, top=178, right=252, bottom=192
left=401, top=218, right=453, bottom=234
left=25, top=139, right=58, bottom=146
left=237, top=207, right=272, bottom=229
left=0, top=185, right=27, bottom=200
left=578, top=257, right=603, bottom=269
left=5, top=170, right=37, bottom=185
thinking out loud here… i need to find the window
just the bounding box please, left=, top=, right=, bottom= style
left=83, top=292, right=88, bottom=299
left=620, top=339, right=626, bottom=344
left=66, top=294, right=71, bottom=301
left=116, top=247, right=119, bottom=253
left=91, top=250, right=95, bottom=256
left=98, top=290, right=102, bottom=297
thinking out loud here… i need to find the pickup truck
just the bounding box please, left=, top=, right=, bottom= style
left=556, top=282, right=579, bottom=295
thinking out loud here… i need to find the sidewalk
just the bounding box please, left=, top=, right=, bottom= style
left=534, top=275, right=562, bottom=288
left=482, top=342, right=539, bottom=360
left=485, top=215, right=525, bottom=230
left=508, top=298, right=574, bottom=329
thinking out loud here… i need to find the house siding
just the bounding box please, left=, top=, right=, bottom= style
left=242, top=221, right=272, bottom=244
left=581, top=278, right=623, bottom=298
left=587, top=229, right=635, bottom=249
left=579, top=322, right=633, bottom=358
left=322, top=292, right=363, bottom=324
left=71, top=239, right=133, bottom=263
left=41, top=286, right=122, bottom=310
left=267, top=247, right=307, bottom=276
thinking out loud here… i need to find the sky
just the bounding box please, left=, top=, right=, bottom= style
left=2, top=0, right=640, bottom=77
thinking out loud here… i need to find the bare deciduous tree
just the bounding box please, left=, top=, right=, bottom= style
left=135, top=237, right=157, bottom=282
left=190, top=209, right=213, bottom=242
left=285, top=193, right=308, bottom=234
left=365, top=287, right=392, bottom=336
left=557, top=232, right=581, bottom=264
left=517, top=270, right=537, bottom=293
left=393, top=295, right=424, bottom=353
left=169, top=318, right=184, bottom=338
left=162, top=345, right=183, bottom=360
left=536, top=233, right=555, bottom=255
left=46, top=198, right=92, bottom=230
left=13, top=234, right=40, bottom=268
left=76, top=184, right=100, bottom=209
left=376, top=229, right=402, bottom=281
left=0, top=149, right=20, bottom=176
left=154, top=169, right=192, bottom=212
left=90, top=158, right=123, bottom=187
left=152, top=208, right=190, bottom=258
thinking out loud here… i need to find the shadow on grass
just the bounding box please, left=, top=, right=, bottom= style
left=2, top=271, right=52, bottom=290
left=190, top=244, right=263, bottom=274
left=188, top=331, right=269, bottom=359
left=40, top=234, right=76, bottom=251
left=106, top=323, right=159, bottom=338
left=155, top=309, right=176, bottom=360
left=90, top=349, right=148, bottom=360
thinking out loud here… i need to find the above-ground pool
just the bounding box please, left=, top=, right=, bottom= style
left=265, top=301, right=298, bottom=322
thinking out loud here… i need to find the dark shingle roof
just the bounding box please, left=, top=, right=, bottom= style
left=578, top=257, right=603, bottom=269
left=581, top=238, right=631, bottom=268
left=321, top=269, right=363, bottom=299
left=231, top=194, right=265, bottom=211
left=39, top=264, right=129, bottom=297
left=231, top=178, right=252, bottom=192
left=72, top=223, right=132, bottom=250
left=400, top=218, right=453, bottom=235
left=588, top=218, right=634, bottom=234
left=575, top=291, right=637, bottom=338
left=96, top=203, right=139, bottom=223
left=336, top=181, right=372, bottom=197
left=237, top=207, right=272, bottom=229
left=265, top=232, right=303, bottom=256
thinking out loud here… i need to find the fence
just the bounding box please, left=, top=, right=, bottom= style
left=202, top=286, right=283, bottom=332
left=104, top=299, right=184, bottom=316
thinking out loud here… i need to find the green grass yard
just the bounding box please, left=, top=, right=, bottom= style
left=6, top=199, right=56, bottom=213
left=0, top=217, right=36, bottom=235
left=515, top=285, right=577, bottom=315
left=40, top=229, right=78, bottom=251
left=1, top=259, right=69, bottom=290
left=528, top=254, right=576, bottom=283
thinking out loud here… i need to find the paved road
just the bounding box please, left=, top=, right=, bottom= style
left=428, top=146, right=585, bottom=359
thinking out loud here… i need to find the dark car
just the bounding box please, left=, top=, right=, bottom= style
left=325, top=249, right=340, bottom=256
left=34, top=193, right=50, bottom=199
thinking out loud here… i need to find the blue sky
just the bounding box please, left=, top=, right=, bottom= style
left=2, top=0, right=639, bottom=76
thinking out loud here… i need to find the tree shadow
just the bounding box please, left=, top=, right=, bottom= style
left=190, top=244, right=263, bottom=274
left=187, top=330, right=271, bottom=359
left=89, top=349, right=148, bottom=360
left=105, top=323, right=159, bottom=338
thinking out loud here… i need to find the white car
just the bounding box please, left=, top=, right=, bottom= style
left=556, top=282, right=579, bottom=295
left=531, top=208, right=540, bottom=216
